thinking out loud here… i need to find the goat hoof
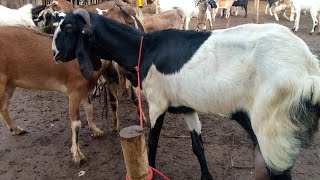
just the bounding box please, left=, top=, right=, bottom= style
left=310, top=32, right=313, bottom=35
left=14, top=126, right=27, bottom=135
left=74, top=158, right=87, bottom=167
left=91, top=128, right=104, bottom=137
left=201, top=172, right=213, bottom=180
left=73, top=152, right=87, bottom=165
left=113, top=127, right=120, bottom=134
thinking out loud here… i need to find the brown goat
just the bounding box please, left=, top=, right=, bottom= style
left=0, top=26, right=142, bottom=164
left=48, top=0, right=144, bottom=30
left=36, top=0, right=146, bottom=129
left=0, top=26, right=106, bottom=163
left=142, top=9, right=184, bottom=32
left=48, top=0, right=147, bottom=124
left=212, top=0, right=235, bottom=19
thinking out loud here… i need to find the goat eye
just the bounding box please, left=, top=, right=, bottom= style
left=65, top=24, right=72, bottom=32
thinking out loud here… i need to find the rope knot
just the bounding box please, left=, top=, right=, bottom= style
left=135, top=65, right=140, bottom=72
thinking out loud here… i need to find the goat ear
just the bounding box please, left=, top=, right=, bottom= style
left=81, top=26, right=91, bottom=36
left=76, top=35, right=93, bottom=80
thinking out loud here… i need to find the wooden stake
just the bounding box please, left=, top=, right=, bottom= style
left=120, top=125, right=150, bottom=180
left=256, top=0, right=260, bottom=23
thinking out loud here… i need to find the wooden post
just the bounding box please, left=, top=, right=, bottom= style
left=256, top=0, right=260, bottom=23
left=120, top=125, right=151, bottom=180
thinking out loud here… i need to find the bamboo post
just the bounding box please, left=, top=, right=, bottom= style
left=120, top=125, right=150, bottom=180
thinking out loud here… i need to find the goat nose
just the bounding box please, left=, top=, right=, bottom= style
left=53, top=51, right=56, bottom=57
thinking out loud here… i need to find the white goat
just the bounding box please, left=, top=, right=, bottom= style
left=155, top=0, right=198, bottom=30
left=0, top=4, right=36, bottom=28
left=291, top=0, right=320, bottom=34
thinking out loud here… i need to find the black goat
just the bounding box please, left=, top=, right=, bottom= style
left=232, top=0, right=248, bottom=18
left=221, top=0, right=248, bottom=18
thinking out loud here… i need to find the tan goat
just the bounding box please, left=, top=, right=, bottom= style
left=212, top=0, right=235, bottom=19
left=141, top=9, right=184, bottom=32
left=273, top=0, right=293, bottom=21
left=0, top=26, right=107, bottom=163
left=40, top=0, right=147, bottom=129
left=0, top=26, right=143, bottom=164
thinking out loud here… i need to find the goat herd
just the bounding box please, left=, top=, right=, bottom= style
left=1, top=0, right=320, bottom=179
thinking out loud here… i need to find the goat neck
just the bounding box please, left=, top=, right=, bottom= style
left=91, top=14, right=144, bottom=71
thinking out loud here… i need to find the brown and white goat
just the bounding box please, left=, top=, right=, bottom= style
left=97, top=62, right=146, bottom=129
left=0, top=26, right=142, bottom=164
left=273, top=0, right=293, bottom=21
left=212, top=0, right=236, bottom=19
left=197, top=0, right=214, bottom=31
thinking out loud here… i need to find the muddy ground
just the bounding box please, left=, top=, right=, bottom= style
left=0, top=1, right=320, bottom=180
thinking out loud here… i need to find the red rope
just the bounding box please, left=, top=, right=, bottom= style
left=134, top=36, right=144, bottom=127
left=149, top=166, right=170, bottom=180
left=126, top=166, right=170, bottom=180
left=132, top=36, right=170, bottom=180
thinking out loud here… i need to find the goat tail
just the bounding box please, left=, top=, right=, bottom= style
left=257, top=72, right=320, bottom=173
left=290, top=75, right=320, bottom=147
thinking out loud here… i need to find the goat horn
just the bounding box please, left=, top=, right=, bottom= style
left=73, top=8, right=91, bottom=27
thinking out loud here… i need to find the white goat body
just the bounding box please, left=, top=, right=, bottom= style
left=142, top=24, right=320, bottom=172
left=0, top=4, right=36, bottom=28
left=292, top=0, right=320, bottom=34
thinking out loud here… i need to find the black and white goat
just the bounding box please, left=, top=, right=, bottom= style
left=265, top=0, right=279, bottom=16
left=52, top=9, right=320, bottom=179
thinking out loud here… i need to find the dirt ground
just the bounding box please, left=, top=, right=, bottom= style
left=1, top=1, right=320, bottom=180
